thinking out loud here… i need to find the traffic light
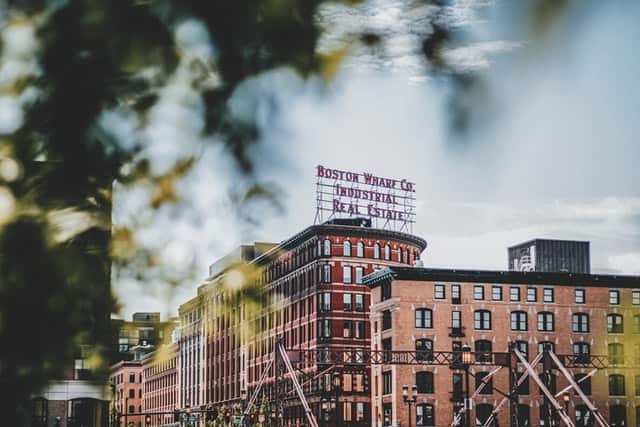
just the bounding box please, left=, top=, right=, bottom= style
left=224, top=410, right=231, bottom=423
left=249, top=413, right=256, bottom=425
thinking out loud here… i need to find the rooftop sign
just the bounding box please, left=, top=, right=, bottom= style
left=314, top=165, right=416, bottom=232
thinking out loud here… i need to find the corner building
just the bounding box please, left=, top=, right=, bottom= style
left=178, top=220, right=426, bottom=426
left=365, top=267, right=640, bottom=427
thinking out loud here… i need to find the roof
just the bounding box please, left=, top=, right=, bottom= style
left=508, top=238, right=590, bottom=250
left=363, top=266, right=640, bottom=288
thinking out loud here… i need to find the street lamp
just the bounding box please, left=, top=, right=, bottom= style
left=461, top=344, right=472, bottom=427
left=402, top=385, right=418, bottom=427
left=562, top=392, right=571, bottom=413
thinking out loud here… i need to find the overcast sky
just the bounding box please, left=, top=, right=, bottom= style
left=114, top=0, right=640, bottom=319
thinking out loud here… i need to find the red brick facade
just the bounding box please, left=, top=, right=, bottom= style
left=142, top=344, right=179, bottom=426
left=110, top=360, right=144, bottom=427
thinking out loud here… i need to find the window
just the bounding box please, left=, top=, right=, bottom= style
left=356, top=321, right=365, bottom=338
left=382, top=371, right=392, bottom=395
left=451, top=310, right=462, bottom=331
left=31, top=397, right=48, bottom=426
left=538, top=341, right=555, bottom=353
left=572, top=313, right=589, bottom=332
left=609, top=374, right=625, bottom=396
left=416, top=371, right=434, bottom=393
left=537, top=312, right=554, bottom=332
left=356, top=242, right=364, bottom=257
left=476, top=372, right=493, bottom=395
left=540, top=403, right=558, bottom=427
left=381, top=281, right=391, bottom=300
left=128, top=405, right=135, bottom=414
left=539, top=373, right=557, bottom=395
left=633, top=290, right=640, bottom=305
left=474, top=285, right=484, bottom=300
left=517, top=405, right=530, bottom=427
left=374, top=243, right=380, bottom=259
left=527, top=287, right=537, bottom=302
left=382, top=310, right=392, bottom=330
left=634, top=314, right=640, bottom=334
left=517, top=376, right=530, bottom=395
left=382, top=338, right=392, bottom=362
left=434, top=284, right=445, bottom=300
left=343, top=241, right=351, bottom=256
left=355, top=267, right=364, bottom=284
left=609, top=405, right=626, bottom=427
left=452, top=284, right=460, bottom=304
left=574, top=374, right=592, bottom=395
left=543, top=288, right=554, bottom=303
left=573, top=342, right=590, bottom=364
left=474, top=310, right=491, bottom=330
left=608, top=314, right=624, bottom=333
left=575, top=288, right=585, bottom=304
left=343, top=320, right=353, bottom=337
left=129, top=372, right=136, bottom=383
left=397, top=247, right=402, bottom=262
left=476, top=404, right=493, bottom=426
left=452, top=373, right=463, bottom=401
left=319, top=293, right=331, bottom=311
left=322, top=264, right=331, bottom=283
left=416, top=404, right=435, bottom=427
left=635, top=375, right=640, bottom=396
left=475, top=340, right=492, bottom=363
left=355, top=294, right=364, bottom=312
left=323, top=239, right=331, bottom=256
left=510, top=287, right=520, bottom=302
left=384, top=244, right=391, bottom=260
left=575, top=405, right=592, bottom=426
left=511, top=311, right=528, bottom=331
left=491, top=286, right=502, bottom=301
left=416, top=339, right=434, bottom=362
left=608, top=343, right=624, bottom=365
left=318, top=319, right=331, bottom=338
left=128, top=389, right=135, bottom=398
left=343, top=294, right=352, bottom=311
left=515, top=340, right=528, bottom=358
left=383, top=403, right=392, bottom=427
left=610, top=289, right=620, bottom=305
left=415, top=309, right=433, bottom=328
left=343, top=266, right=352, bottom=284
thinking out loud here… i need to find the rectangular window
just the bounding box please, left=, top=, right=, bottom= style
left=129, top=372, right=136, bottom=383
left=510, top=287, right=520, bottom=302
left=129, top=389, right=135, bottom=398
left=543, top=288, right=554, bottom=303
left=451, top=311, right=461, bottom=328
left=415, top=309, right=433, bottom=329
left=575, top=289, right=585, bottom=304
left=474, top=285, right=484, bottom=300
left=319, top=293, right=331, bottom=311
left=343, top=266, right=352, bottom=284
left=355, top=267, right=364, bottom=284
left=343, top=320, right=353, bottom=338
left=537, top=313, right=554, bottom=332
left=383, top=371, right=392, bottom=395
left=434, top=284, right=445, bottom=300
left=343, top=294, right=352, bottom=311
left=610, top=289, right=620, bottom=305
left=491, top=286, right=502, bottom=301
left=575, top=374, right=592, bottom=395
left=511, top=312, right=527, bottom=331
left=322, top=264, right=331, bottom=283
left=474, top=311, right=491, bottom=330
left=382, top=310, right=392, bottom=331
left=381, top=281, right=391, bottom=301
left=318, top=319, right=331, bottom=338
left=452, top=284, right=461, bottom=304
left=382, top=338, right=392, bottom=363
left=527, top=287, right=537, bottom=302
left=475, top=372, right=493, bottom=395
left=356, top=403, right=365, bottom=422
left=633, top=290, right=640, bottom=305
left=356, top=321, right=365, bottom=338
left=355, top=294, right=365, bottom=312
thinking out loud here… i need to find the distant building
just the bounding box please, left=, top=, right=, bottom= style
left=508, top=239, right=590, bottom=273
left=141, top=343, right=179, bottom=427
left=110, top=360, right=144, bottom=427
left=113, top=313, right=178, bottom=361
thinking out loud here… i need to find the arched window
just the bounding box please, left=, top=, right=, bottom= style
left=511, top=311, right=528, bottom=331
left=608, top=343, right=624, bottom=365
left=517, top=404, right=530, bottom=427
left=634, top=314, right=640, bottom=334
left=575, top=404, right=594, bottom=427
left=374, top=243, right=380, bottom=259
left=356, top=242, right=364, bottom=257
left=475, top=340, right=492, bottom=363
left=406, top=249, right=411, bottom=265
left=475, top=404, right=493, bottom=426
left=343, top=240, right=352, bottom=257
left=538, top=341, right=555, bottom=354
left=607, top=314, right=624, bottom=333
left=415, top=309, right=433, bottom=329
left=316, top=239, right=321, bottom=257
left=572, top=313, right=589, bottom=333
left=384, top=244, right=391, bottom=260
left=416, top=371, right=434, bottom=393
left=415, top=339, right=434, bottom=362
left=537, top=311, right=554, bottom=332
left=573, top=342, right=590, bottom=364
left=609, top=374, right=625, bottom=396
left=323, top=239, right=332, bottom=256
left=474, top=310, right=491, bottom=330
left=416, top=403, right=435, bottom=427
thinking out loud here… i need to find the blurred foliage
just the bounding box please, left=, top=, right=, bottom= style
left=0, top=0, right=573, bottom=425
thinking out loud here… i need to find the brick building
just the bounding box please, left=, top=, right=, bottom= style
left=177, top=219, right=426, bottom=425
left=142, top=343, right=180, bottom=426
left=110, top=360, right=144, bottom=427
left=365, top=267, right=640, bottom=427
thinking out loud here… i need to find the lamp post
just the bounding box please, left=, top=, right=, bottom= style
left=461, top=344, right=472, bottom=427
left=402, top=385, right=418, bottom=427
left=562, top=392, right=571, bottom=414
